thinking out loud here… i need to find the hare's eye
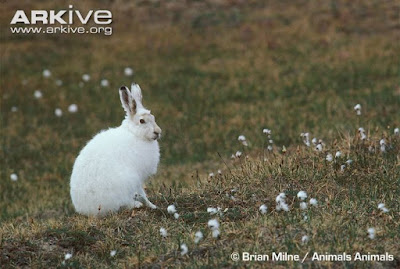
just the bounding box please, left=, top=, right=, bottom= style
left=140, top=119, right=145, bottom=124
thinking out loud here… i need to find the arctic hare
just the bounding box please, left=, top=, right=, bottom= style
left=70, top=84, right=161, bottom=216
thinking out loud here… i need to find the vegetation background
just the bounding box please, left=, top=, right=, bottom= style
left=1, top=0, right=399, bottom=268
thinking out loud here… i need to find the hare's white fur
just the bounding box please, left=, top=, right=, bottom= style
left=70, top=84, right=161, bottom=216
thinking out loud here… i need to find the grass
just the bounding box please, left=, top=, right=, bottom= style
left=1, top=0, right=399, bottom=268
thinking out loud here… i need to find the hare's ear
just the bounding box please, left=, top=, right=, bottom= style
left=130, top=83, right=143, bottom=105
left=119, top=86, right=136, bottom=115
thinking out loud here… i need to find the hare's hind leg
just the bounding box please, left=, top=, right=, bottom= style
left=129, top=200, right=144, bottom=208
left=135, top=188, right=157, bottom=209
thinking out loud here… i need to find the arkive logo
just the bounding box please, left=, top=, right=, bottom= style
left=11, top=5, right=112, bottom=25
left=10, top=5, right=113, bottom=36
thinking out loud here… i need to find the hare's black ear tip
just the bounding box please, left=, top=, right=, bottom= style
left=119, top=86, right=128, bottom=92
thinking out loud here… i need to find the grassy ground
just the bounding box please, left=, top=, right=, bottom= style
left=1, top=0, right=399, bottom=268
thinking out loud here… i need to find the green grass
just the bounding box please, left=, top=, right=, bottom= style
left=1, top=0, right=399, bottom=268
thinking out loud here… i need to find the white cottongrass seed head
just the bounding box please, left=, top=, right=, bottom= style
left=55, top=108, right=63, bottom=117
left=10, top=173, right=18, bottom=181
left=238, top=135, right=246, bottom=141
left=208, top=219, right=220, bottom=230
left=194, top=231, right=203, bottom=244
left=367, top=228, right=376, bottom=239
left=378, top=203, right=389, bottom=213
left=207, top=207, right=219, bottom=215
left=300, top=202, right=308, bottom=210
left=82, top=74, right=90, bottom=82
left=315, top=144, right=323, bottom=151
left=358, top=127, right=367, bottom=140
left=309, top=198, right=318, bottom=206
left=180, top=243, right=188, bottom=256
left=100, top=79, right=109, bottom=87
left=312, top=137, right=318, bottom=145
left=159, top=227, right=168, bottom=238
left=207, top=207, right=223, bottom=215
left=301, top=132, right=310, bottom=146
left=173, top=213, right=180, bottom=219
left=43, top=69, right=51, bottom=78
left=381, top=207, right=389, bottom=213
left=34, top=90, right=43, bottom=99
left=335, top=151, right=342, bottom=158
left=354, top=104, right=362, bottom=115
left=167, top=205, right=177, bottom=214
left=276, top=193, right=289, bottom=212
left=11, top=106, right=18, bottom=112
left=110, top=250, right=117, bottom=257
left=68, top=104, right=78, bottom=113
left=326, top=153, right=333, bottom=162
left=64, top=253, right=72, bottom=260
left=212, top=229, right=220, bottom=238
left=263, top=128, right=271, bottom=135
left=55, top=79, right=63, bottom=86
left=301, top=132, right=309, bottom=138
left=235, top=151, right=242, bottom=158
left=124, top=67, right=134, bottom=76
left=276, top=192, right=286, bottom=203
left=394, top=128, right=399, bottom=135
left=340, top=164, right=346, bottom=171
left=379, top=139, right=386, bottom=152
left=380, top=144, right=386, bottom=152
left=277, top=202, right=289, bottom=212
left=301, top=235, right=309, bottom=244
left=208, top=172, right=214, bottom=178
left=259, top=204, right=268, bottom=214
left=297, top=191, right=307, bottom=200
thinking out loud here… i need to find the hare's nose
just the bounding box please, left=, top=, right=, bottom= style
left=153, top=132, right=161, bottom=140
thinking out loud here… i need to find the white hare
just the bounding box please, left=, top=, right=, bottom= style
left=70, top=83, right=161, bottom=216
